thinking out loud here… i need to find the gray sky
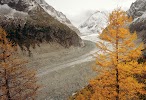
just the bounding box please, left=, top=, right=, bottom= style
left=45, top=0, right=136, bottom=26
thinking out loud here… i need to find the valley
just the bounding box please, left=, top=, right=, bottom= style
left=23, top=40, right=98, bottom=100
left=0, top=0, right=146, bottom=100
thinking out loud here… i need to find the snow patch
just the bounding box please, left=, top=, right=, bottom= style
left=0, top=4, right=28, bottom=18
left=28, top=1, right=37, bottom=11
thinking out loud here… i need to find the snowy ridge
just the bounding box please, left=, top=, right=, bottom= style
left=35, top=0, right=80, bottom=34
left=79, top=11, right=108, bottom=35
left=36, top=0, right=71, bottom=24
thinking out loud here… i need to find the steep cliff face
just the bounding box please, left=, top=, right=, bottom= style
left=127, top=0, right=146, bottom=19
left=128, top=0, right=146, bottom=44
left=0, top=0, right=82, bottom=55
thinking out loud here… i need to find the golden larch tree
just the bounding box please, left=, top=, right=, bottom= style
left=90, top=9, right=146, bottom=100
left=0, top=28, right=39, bottom=100
left=71, top=9, right=146, bottom=100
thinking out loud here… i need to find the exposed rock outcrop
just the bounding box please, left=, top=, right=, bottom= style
left=128, top=0, right=146, bottom=44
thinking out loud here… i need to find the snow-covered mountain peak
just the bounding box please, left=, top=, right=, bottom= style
left=79, top=11, right=108, bottom=35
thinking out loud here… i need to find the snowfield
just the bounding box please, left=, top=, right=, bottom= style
left=79, top=11, right=108, bottom=35
left=81, top=33, right=100, bottom=43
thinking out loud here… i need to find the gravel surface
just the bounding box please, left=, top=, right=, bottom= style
left=19, top=40, right=97, bottom=100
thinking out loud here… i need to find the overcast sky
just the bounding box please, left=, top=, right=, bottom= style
left=45, top=0, right=136, bottom=26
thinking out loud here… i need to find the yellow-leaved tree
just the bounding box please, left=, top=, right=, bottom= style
left=71, top=9, right=146, bottom=100
left=0, top=28, right=39, bottom=100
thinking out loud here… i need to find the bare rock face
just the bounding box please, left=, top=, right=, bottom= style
left=128, top=0, right=146, bottom=44
left=0, top=0, right=83, bottom=55
left=127, top=0, right=146, bottom=57
left=127, top=0, right=146, bottom=19
left=0, top=0, right=35, bottom=12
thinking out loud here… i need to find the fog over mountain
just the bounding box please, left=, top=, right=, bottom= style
left=69, top=10, right=96, bottom=27
left=45, top=0, right=136, bottom=27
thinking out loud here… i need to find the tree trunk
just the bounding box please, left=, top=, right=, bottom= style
left=116, top=68, right=119, bottom=100
left=116, top=24, right=119, bottom=100
left=3, top=48, right=11, bottom=100
left=4, top=69, right=11, bottom=100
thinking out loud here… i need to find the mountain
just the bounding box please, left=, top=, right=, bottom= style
left=128, top=0, right=146, bottom=45
left=0, top=0, right=83, bottom=55
left=35, top=0, right=80, bottom=35
left=79, top=11, right=108, bottom=35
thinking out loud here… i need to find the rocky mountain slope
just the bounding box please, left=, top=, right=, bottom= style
left=79, top=11, right=108, bottom=35
left=0, top=0, right=82, bottom=55
left=128, top=0, right=146, bottom=45
left=35, top=0, right=80, bottom=35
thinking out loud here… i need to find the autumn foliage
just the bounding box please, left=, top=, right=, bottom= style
left=71, top=9, right=146, bottom=100
left=0, top=28, right=39, bottom=100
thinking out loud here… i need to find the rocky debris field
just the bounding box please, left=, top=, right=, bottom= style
left=19, top=40, right=97, bottom=100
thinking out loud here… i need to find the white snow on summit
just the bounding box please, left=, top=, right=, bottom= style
left=79, top=11, right=108, bottom=35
